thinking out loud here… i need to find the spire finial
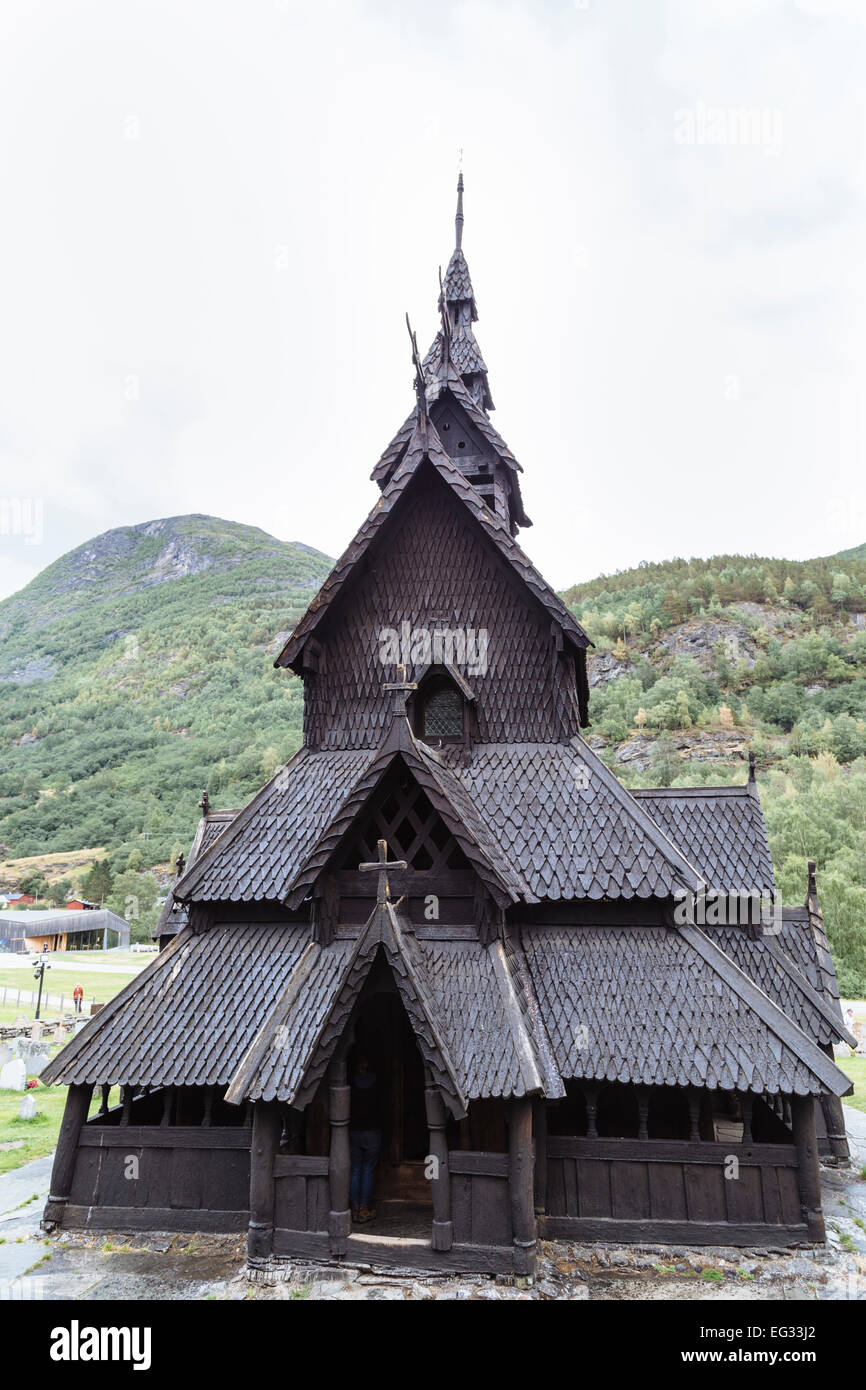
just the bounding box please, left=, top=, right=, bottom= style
left=455, top=168, right=464, bottom=250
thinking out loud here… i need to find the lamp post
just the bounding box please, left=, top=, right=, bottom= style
left=33, top=953, right=50, bottom=1020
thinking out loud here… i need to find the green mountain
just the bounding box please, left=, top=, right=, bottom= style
left=562, top=547, right=866, bottom=996
left=0, top=516, right=332, bottom=866
left=1, top=521, right=865, bottom=991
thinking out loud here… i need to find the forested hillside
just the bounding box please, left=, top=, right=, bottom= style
left=0, top=516, right=331, bottom=868
left=563, top=550, right=866, bottom=994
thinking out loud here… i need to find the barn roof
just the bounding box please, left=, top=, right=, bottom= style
left=0, top=908, right=130, bottom=937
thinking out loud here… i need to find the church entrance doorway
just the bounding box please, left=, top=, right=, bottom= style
left=346, top=971, right=432, bottom=1240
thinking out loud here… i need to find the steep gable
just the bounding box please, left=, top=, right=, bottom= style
left=276, top=423, right=590, bottom=747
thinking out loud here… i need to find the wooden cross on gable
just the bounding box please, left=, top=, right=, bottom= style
left=383, top=661, right=417, bottom=714
left=359, top=838, right=407, bottom=907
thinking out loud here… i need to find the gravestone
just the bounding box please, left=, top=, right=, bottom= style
left=0, top=1057, right=26, bottom=1091
left=18, top=1093, right=36, bottom=1119
left=20, top=1042, right=50, bottom=1076
left=0, top=1044, right=11, bottom=1067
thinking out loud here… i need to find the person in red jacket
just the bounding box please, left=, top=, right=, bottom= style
left=73, top=984, right=84, bottom=1015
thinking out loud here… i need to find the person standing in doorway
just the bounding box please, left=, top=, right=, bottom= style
left=349, top=1055, right=381, bottom=1224
left=73, top=983, right=84, bottom=1015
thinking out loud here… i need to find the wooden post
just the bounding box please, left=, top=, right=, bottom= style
left=637, top=1088, right=649, bottom=1141
left=687, top=1088, right=701, bottom=1141
left=425, top=1076, right=452, bottom=1251
left=248, top=1100, right=281, bottom=1263
left=819, top=1093, right=850, bottom=1167
left=818, top=1047, right=850, bottom=1166
left=584, top=1082, right=599, bottom=1138
left=43, top=1083, right=92, bottom=1228
left=741, top=1094, right=753, bottom=1145
left=791, top=1093, right=825, bottom=1242
left=160, top=1086, right=173, bottom=1126
left=532, top=1097, right=547, bottom=1215
left=509, top=1098, right=536, bottom=1277
left=328, top=1057, right=351, bottom=1258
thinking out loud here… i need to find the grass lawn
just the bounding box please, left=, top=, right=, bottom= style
left=841, top=1054, right=866, bottom=1114
left=0, top=964, right=146, bottom=1008
left=0, top=1066, right=121, bottom=1177
left=60, top=950, right=155, bottom=968
left=0, top=1080, right=68, bottom=1175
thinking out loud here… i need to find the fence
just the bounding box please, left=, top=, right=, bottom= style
left=0, top=984, right=96, bottom=1015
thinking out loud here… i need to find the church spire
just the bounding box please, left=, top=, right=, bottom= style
left=422, top=170, right=494, bottom=414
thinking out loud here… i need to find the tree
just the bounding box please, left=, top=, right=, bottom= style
left=674, top=689, right=692, bottom=730
left=107, top=870, right=160, bottom=944
left=651, top=732, right=678, bottom=788
left=47, top=877, right=72, bottom=906
left=81, top=859, right=113, bottom=904
left=18, top=869, right=47, bottom=898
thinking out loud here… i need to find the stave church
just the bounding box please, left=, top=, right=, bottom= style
left=42, top=176, right=854, bottom=1277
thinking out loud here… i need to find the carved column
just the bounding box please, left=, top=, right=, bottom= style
left=819, top=1093, right=850, bottom=1167
left=42, top=1083, right=92, bottom=1229
left=509, top=1098, right=536, bottom=1277
left=637, top=1089, right=649, bottom=1141
left=818, top=1046, right=850, bottom=1166
left=687, top=1088, right=701, bottom=1141
left=425, top=1076, right=452, bottom=1251
left=328, top=1057, right=351, bottom=1257
left=740, top=1093, right=753, bottom=1145
left=532, top=1097, right=547, bottom=1215
left=248, top=1100, right=281, bottom=1262
left=791, top=1093, right=825, bottom=1242
left=584, top=1082, right=599, bottom=1138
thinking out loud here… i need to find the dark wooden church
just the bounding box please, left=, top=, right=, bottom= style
left=42, top=177, right=855, bottom=1277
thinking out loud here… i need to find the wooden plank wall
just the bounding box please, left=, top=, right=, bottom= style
left=543, top=1136, right=806, bottom=1245
left=273, top=1155, right=330, bottom=1234
left=67, top=1126, right=251, bottom=1228
left=448, top=1151, right=512, bottom=1248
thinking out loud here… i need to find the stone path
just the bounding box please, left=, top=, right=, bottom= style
left=0, top=1154, right=53, bottom=1294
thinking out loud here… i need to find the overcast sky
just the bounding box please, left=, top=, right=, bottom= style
left=0, top=0, right=864, bottom=602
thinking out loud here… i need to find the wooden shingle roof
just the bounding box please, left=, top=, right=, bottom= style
left=176, top=730, right=706, bottom=909
left=522, top=923, right=852, bottom=1097
left=277, top=415, right=587, bottom=687
left=633, top=784, right=775, bottom=897
left=43, top=912, right=852, bottom=1101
